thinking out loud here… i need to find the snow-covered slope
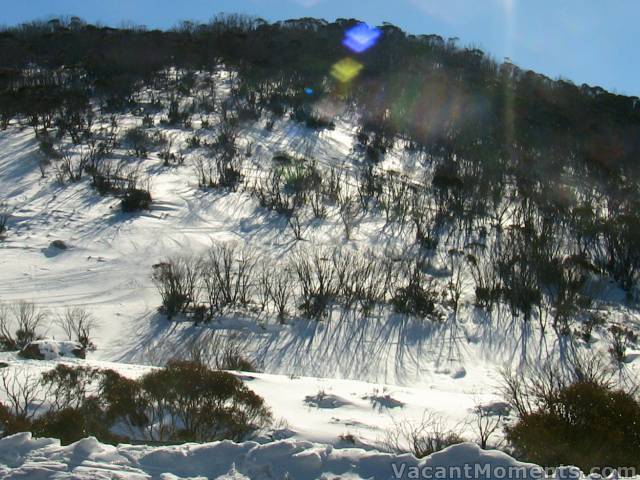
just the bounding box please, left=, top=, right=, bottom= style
left=0, top=353, right=494, bottom=450
left=1, top=69, right=639, bottom=478
left=3, top=121, right=636, bottom=388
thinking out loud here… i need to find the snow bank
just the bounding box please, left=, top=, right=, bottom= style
left=0, top=433, right=579, bottom=480
left=19, top=340, right=85, bottom=360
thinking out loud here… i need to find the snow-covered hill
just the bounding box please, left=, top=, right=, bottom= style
left=1, top=67, right=639, bottom=478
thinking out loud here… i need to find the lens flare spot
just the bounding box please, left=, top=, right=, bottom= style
left=343, top=23, right=382, bottom=53
left=330, top=58, right=363, bottom=83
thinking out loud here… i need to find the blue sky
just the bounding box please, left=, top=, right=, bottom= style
left=3, top=0, right=638, bottom=96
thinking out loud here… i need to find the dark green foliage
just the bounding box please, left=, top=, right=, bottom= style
left=121, top=188, right=152, bottom=212
left=1, top=362, right=271, bottom=445
left=31, top=401, right=117, bottom=445
left=133, top=360, right=271, bottom=441
left=507, top=381, right=640, bottom=472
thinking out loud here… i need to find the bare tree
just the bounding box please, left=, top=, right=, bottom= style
left=338, top=194, right=357, bottom=241
left=0, top=369, right=44, bottom=421
left=269, top=271, right=292, bottom=323
left=0, top=302, right=46, bottom=351
left=56, top=307, right=97, bottom=350
left=287, top=212, right=304, bottom=241
left=467, top=401, right=505, bottom=449
left=202, top=243, right=256, bottom=314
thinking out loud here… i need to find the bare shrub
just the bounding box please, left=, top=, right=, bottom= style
left=120, top=169, right=152, bottom=212
left=183, top=334, right=257, bottom=372
left=391, top=264, right=440, bottom=320
left=269, top=271, right=292, bottom=322
left=123, top=126, right=166, bottom=158
left=202, top=243, right=256, bottom=315
left=464, top=244, right=501, bottom=311
left=292, top=250, right=336, bottom=320
left=251, top=169, right=295, bottom=216
left=207, top=122, right=243, bottom=190
left=56, top=307, right=97, bottom=351
left=309, top=189, right=327, bottom=219
left=446, top=249, right=466, bottom=316
left=332, top=249, right=393, bottom=315
left=287, top=212, right=304, bottom=240
left=0, top=369, right=44, bottom=425
left=152, top=257, right=200, bottom=318
left=608, top=323, right=638, bottom=365
left=0, top=302, right=46, bottom=351
left=55, top=144, right=94, bottom=182
left=411, top=191, right=439, bottom=250
left=338, top=194, right=357, bottom=240
left=194, top=154, right=216, bottom=188
left=468, top=401, right=506, bottom=449
left=382, top=411, right=464, bottom=458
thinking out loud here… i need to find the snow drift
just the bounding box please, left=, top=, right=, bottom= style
left=0, top=432, right=554, bottom=480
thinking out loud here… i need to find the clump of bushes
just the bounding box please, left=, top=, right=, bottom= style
left=1, top=361, right=271, bottom=445
left=151, top=257, right=199, bottom=318
left=503, top=364, right=640, bottom=472
left=152, top=242, right=446, bottom=324
left=290, top=106, right=334, bottom=130
left=391, top=267, right=440, bottom=320
left=123, top=126, right=167, bottom=158
left=121, top=187, right=152, bottom=212
left=608, top=324, right=638, bottom=364
left=88, top=162, right=152, bottom=212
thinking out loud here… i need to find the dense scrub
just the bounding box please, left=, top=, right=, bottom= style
left=0, top=361, right=271, bottom=444
left=151, top=242, right=446, bottom=323
left=502, top=364, right=640, bottom=472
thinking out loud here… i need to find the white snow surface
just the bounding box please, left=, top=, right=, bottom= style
left=0, top=431, right=558, bottom=480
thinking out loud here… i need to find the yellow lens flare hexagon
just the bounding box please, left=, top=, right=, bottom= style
left=330, top=58, right=363, bottom=83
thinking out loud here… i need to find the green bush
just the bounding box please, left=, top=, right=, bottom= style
left=507, top=380, right=640, bottom=472
left=1, top=361, right=270, bottom=445
left=31, top=400, right=118, bottom=445
left=131, top=360, right=272, bottom=442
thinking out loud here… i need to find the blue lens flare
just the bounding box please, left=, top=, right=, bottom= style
left=343, top=23, right=382, bottom=54
left=304, top=87, right=314, bottom=95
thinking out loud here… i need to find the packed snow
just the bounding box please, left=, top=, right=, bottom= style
left=0, top=431, right=563, bottom=480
